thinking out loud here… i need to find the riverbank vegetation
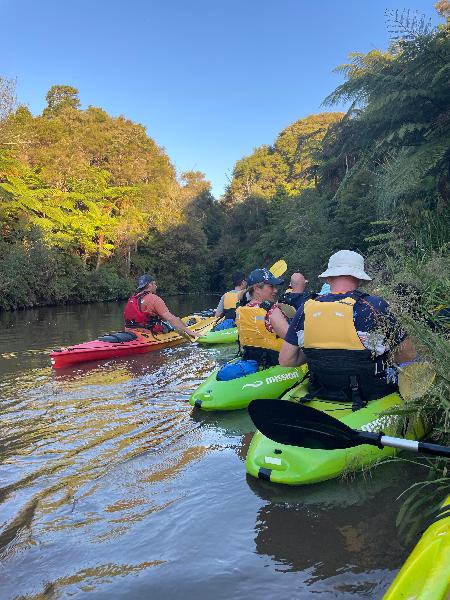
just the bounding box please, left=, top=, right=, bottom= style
left=0, top=82, right=219, bottom=308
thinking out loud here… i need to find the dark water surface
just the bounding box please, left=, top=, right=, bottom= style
left=0, top=298, right=421, bottom=599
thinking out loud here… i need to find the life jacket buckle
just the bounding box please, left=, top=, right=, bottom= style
left=349, top=375, right=367, bottom=412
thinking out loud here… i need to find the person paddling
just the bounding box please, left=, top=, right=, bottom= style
left=124, top=274, right=199, bottom=338
left=235, top=268, right=290, bottom=368
left=279, top=250, right=417, bottom=409
left=214, top=272, right=247, bottom=324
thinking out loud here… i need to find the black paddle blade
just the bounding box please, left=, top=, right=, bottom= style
left=248, top=399, right=360, bottom=450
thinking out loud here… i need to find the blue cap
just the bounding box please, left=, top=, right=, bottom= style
left=247, top=268, right=284, bottom=286
left=137, top=274, right=155, bottom=290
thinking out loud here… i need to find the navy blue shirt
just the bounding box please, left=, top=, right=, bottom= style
left=285, top=292, right=406, bottom=356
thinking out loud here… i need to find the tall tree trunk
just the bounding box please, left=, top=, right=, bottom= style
left=126, top=245, right=131, bottom=275
left=96, top=234, right=104, bottom=271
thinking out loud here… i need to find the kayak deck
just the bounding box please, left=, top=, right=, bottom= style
left=197, top=326, right=238, bottom=344
left=50, top=315, right=216, bottom=368
left=246, top=383, right=425, bottom=485
left=189, top=363, right=306, bottom=411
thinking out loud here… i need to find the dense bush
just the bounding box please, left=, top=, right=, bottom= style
left=0, top=238, right=132, bottom=310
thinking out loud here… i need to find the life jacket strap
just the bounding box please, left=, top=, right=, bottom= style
left=303, top=348, right=397, bottom=405
left=349, top=375, right=367, bottom=411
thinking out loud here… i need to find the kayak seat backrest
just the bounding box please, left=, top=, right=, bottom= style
left=97, top=331, right=138, bottom=343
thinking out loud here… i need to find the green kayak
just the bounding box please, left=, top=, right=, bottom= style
left=189, top=362, right=306, bottom=411
left=197, top=327, right=238, bottom=345
left=246, top=381, right=425, bottom=485
left=383, top=495, right=450, bottom=600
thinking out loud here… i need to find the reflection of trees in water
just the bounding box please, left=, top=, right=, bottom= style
left=253, top=494, right=406, bottom=580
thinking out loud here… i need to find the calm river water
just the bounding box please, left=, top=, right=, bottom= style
left=0, top=297, right=423, bottom=599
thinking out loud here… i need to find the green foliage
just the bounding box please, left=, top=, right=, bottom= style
left=0, top=84, right=220, bottom=306
left=43, top=84, right=80, bottom=116
left=0, top=236, right=132, bottom=310
left=228, top=113, right=343, bottom=202
left=131, top=222, right=211, bottom=295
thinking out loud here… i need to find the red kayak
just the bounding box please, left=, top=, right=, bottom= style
left=50, top=314, right=216, bottom=369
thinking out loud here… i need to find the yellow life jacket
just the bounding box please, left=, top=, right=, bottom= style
left=223, top=290, right=239, bottom=310
left=235, top=304, right=283, bottom=353
left=303, top=296, right=365, bottom=350
left=301, top=294, right=397, bottom=407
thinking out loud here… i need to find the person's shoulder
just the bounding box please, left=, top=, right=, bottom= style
left=315, top=293, right=339, bottom=302
left=145, top=293, right=166, bottom=306
left=361, top=293, right=389, bottom=308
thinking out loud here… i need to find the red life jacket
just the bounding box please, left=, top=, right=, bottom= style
left=123, top=292, right=154, bottom=327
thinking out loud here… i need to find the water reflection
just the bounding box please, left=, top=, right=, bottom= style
left=247, top=463, right=418, bottom=598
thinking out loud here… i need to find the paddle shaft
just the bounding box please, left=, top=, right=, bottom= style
left=331, top=428, right=450, bottom=458
left=378, top=435, right=450, bottom=457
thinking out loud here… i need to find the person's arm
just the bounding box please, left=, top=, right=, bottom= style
left=269, top=306, right=289, bottom=339
left=278, top=305, right=307, bottom=366
left=159, top=309, right=199, bottom=338
left=144, top=295, right=198, bottom=337
left=279, top=341, right=307, bottom=366
left=394, top=337, right=417, bottom=363
left=367, top=298, right=418, bottom=364
left=290, top=273, right=308, bottom=294
left=214, top=294, right=225, bottom=318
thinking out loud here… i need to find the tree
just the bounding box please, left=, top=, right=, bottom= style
left=44, top=85, right=80, bottom=117
left=227, top=114, right=343, bottom=202
left=0, top=76, right=17, bottom=123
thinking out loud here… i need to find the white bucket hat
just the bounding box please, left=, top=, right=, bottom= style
left=319, top=250, right=372, bottom=281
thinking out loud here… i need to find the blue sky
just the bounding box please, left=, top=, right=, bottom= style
left=1, top=0, right=441, bottom=197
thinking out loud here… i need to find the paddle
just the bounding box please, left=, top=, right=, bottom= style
left=179, top=330, right=198, bottom=342
left=398, top=360, right=436, bottom=401
left=248, top=399, right=450, bottom=458
left=277, top=303, right=297, bottom=319
left=269, top=259, right=287, bottom=278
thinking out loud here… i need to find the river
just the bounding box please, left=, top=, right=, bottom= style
left=0, top=298, right=423, bottom=599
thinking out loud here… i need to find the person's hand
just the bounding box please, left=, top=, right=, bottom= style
left=185, top=328, right=199, bottom=339
left=289, top=272, right=308, bottom=294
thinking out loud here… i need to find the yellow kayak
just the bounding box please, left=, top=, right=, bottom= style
left=384, top=495, right=450, bottom=599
